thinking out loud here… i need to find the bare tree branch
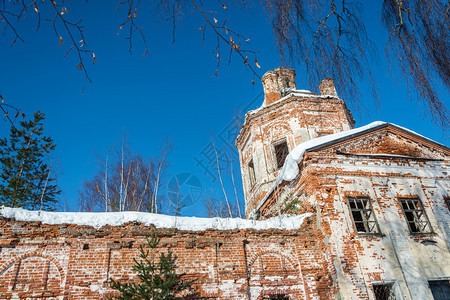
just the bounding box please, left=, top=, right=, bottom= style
left=383, top=0, right=449, bottom=128
left=79, top=136, right=171, bottom=212
left=1, top=0, right=448, bottom=129
left=191, top=0, right=261, bottom=79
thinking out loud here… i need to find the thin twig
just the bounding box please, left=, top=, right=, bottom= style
left=191, top=0, right=261, bottom=79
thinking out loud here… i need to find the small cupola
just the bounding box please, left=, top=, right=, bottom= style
left=319, top=78, right=338, bottom=97
left=261, top=67, right=297, bottom=105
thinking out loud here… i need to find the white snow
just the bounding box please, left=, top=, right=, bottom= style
left=296, top=89, right=313, bottom=94
left=248, top=89, right=329, bottom=116
left=0, top=206, right=312, bottom=231
left=278, top=121, right=387, bottom=182
left=341, top=153, right=442, bottom=159
left=237, top=89, right=338, bottom=142
left=249, top=120, right=446, bottom=218
left=265, top=276, right=283, bottom=281
left=278, top=120, right=447, bottom=183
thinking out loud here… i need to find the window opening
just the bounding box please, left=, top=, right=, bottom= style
left=398, top=198, right=432, bottom=233
left=429, top=279, right=450, bottom=300
left=248, top=159, right=256, bottom=189
left=347, top=197, right=380, bottom=234
left=373, top=283, right=396, bottom=300
left=445, top=197, right=450, bottom=211
left=273, top=140, right=289, bottom=169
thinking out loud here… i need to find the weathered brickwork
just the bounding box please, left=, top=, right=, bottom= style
left=236, top=67, right=450, bottom=299
left=0, top=215, right=338, bottom=299
left=236, top=69, right=355, bottom=217
left=1, top=67, right=449, bottom=299
left=257, top=132, right=450, bottom=299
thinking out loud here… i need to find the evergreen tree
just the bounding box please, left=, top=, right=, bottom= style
left=0, top=111, right=60, bottom=210
left=109, top=231, right=189, bottom=300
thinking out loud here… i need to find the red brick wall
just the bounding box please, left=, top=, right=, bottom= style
left=0, top=215, right=335, bottom=299
left=257, top=143, right=449, bottom=299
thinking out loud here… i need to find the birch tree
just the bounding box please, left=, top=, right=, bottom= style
left=78, top=137, right=172, bottom=212
left=201, top=188, right=241, bottom=218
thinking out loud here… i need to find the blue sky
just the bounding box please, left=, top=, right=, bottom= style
left=1, top=1, right=448, bottom=216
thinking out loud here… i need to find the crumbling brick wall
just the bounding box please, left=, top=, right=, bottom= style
left=257, top=144, right=449, bottom=299
left=236, top=68, right=355, bottom=219
left=0, top=214, right=335, bottom=300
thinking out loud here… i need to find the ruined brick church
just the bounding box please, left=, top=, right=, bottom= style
left=1, top=67, right=449, bottom=299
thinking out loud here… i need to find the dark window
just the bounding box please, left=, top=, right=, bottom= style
left=347, top=197, right=380, bottom=234
left=273, top=140, right=289, bottom=169
left=429, top=279, right=450, bottom=300
left=248, top=159, right=256, bottom=189
left=445, top=197, right=450, bottom=211
left=398, top=198, right=432, bottom=233
left=373, top=283, right=396, bottom=300
left=264, top=295, right=289, bottom=300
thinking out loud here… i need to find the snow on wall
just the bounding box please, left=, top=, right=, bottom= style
left=247, top=90, right=336, bottom=116
left=277, top=120, right=448, bottom=183
left=0, top=206, right=312, bottom=231
left=239, top=93, right=355, bottom=217
left=0, top=208, right=330, bottom=299
left=250, top=121, right=448, bottom=218
left=254, top=149, right=449, bottom=299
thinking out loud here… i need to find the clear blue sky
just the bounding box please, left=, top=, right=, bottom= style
left=1, top=2, right=448, bottom=216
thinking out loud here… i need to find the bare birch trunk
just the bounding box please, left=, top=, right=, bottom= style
left=211, top=139, right=232, bottom=218
left=229, top=149, right=242, bottom=218
left=104, top=155, right=109, bottom=212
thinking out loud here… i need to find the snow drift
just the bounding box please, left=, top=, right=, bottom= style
left=0, top=206, right=312, bottom=231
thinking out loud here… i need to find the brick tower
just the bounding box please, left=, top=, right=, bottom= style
left=235, top=67, right=355, bottom=217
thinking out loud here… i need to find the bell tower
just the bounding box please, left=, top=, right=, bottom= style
left=236, top=67, right=355, bottom=217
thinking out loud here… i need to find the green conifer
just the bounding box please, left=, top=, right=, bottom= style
left=109, top=231, right=189, bottom=300
left=0, top=111, right=60, bottom=210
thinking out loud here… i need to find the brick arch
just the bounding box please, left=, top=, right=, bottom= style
left=248, top=250, right=299, bottom=279
left=263, top=120, right=291, bottom=140
left=0, top=250, right=65, bottom=295
left=249, top=251, right=304, bottom=300
left=249, top=250, right=297, bottom=269
left=307, top=115, right=337, bottom=128
left=0, top=250, right=64, bottom=279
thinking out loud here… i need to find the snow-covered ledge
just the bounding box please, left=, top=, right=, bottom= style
left=248, top=121, right=445, bottom=219
left=0, top=206, right=312, bottom=231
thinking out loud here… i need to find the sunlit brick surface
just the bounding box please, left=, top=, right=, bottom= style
left=0, top=216, right=338, bottom=299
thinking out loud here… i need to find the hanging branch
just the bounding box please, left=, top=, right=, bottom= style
left=117, top=0, right=149, bottom=55
left=1, top=0, right=448, bottom=128
left=49, top=0, right=94, bottom=82
left=0, top=100, right=25, bottom=131
left=0, top=0, right=95, bottom=81
left=191, top=0, right=261, bottom=79
left=0, top=10, right=25, bottom=44
left=383, top=0, right=449, bottom=128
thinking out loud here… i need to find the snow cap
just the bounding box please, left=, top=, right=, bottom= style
left=0, top=206, right=312, bottom=231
